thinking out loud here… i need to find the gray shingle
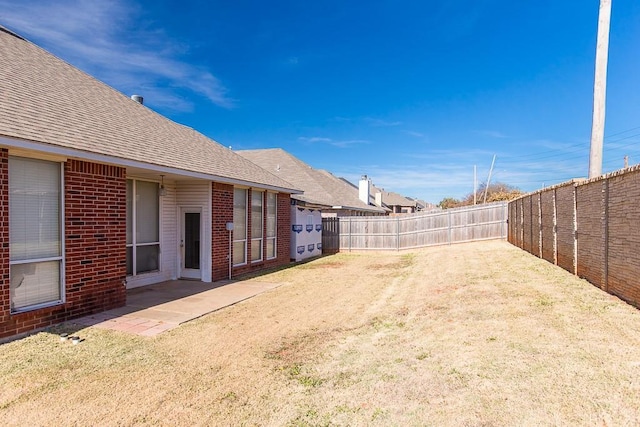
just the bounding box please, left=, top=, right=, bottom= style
left=237, top=148, right=386, bottom=213
left=370, top=184, right=417, bottom=207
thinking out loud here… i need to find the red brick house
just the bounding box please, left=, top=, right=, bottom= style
left=0, top=26, right=300, bottom=339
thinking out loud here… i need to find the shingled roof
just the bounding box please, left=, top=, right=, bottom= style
left=0, top=26, right=300, bottom=193
left=237, top=148, right=386, bottom=214
left=370, top=184, right=417, bottom=208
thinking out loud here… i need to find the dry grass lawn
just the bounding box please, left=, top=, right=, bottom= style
left=2, top=241, right=640, bottom=426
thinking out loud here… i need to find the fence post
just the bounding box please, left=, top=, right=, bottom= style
left=397, top=217, right=400, bottom=251
left=348, top=217, right=352, bottom=252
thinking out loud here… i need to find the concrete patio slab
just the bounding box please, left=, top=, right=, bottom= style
left=70, top=279, right=283, bottom=336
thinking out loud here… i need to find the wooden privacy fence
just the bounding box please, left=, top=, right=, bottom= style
left=508, top=165, right=640, bottom=309
left=322, top=202, right=507, bottom=252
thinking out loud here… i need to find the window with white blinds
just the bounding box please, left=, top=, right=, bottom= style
left=126, top=179, right=160, bottom=275
left=9, top=157, right=63, bottom=312
left=233, top=188, right=247, bottom=266
left=266, top=192, right=277, bottom=259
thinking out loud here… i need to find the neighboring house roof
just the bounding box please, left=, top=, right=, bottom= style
left=0, top=26, right=300, bottom=193
left=237, top=148, right=386, bottom=213
left=314, top=169, right=386, bottom=212
left=410, top=198, right=438, bottom=211
left=370, top=184, right=417, bottom=208
left=338, top=177, right=392, bottom=212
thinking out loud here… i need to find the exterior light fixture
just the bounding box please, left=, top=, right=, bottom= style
left=159, top=175, right=166, bottom=197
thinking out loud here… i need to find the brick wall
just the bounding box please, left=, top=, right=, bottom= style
left=522, top=195, right=533, bottom=253
left=508, top=167, right=640, bottom=309
left=507, top=202, right=514, bottom=244
left=276, top=192, right=291, bottom=264
left=530, top=193, right=542, bottom=258
left=211, top=184, right=291, bottom=281
left=576, top=180, right=606, bottom=289
left=64, top=160, right=127, bottom=314
left=513, top=194, right=542, bottom=257
left=507, top=199, right=522, bottom=248
left=555, top=183, right=576, bottom=274
left=607, top=169, right=640, bottom=305
left=1, top=159, right=127, bottom=339
left=0, top=150, right=10, bottom=334
left=211, top=183, right=234, bottom=281
left=540, top=190, right=555, bottom=264
left=514, top=198, right=523, bottom=248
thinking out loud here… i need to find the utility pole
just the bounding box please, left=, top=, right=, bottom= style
left=624, top=155, right=629, bottom=168
left=483, top=155, right=496, bottom=204
left=588, top=0, right=612, bottom=178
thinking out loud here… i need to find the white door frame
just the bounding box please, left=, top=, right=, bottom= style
left=178, top=206, right=203, bottom=280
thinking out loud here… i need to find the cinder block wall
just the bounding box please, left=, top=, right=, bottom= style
left=0, top=159, right=127, bottom=339
left=508, top=166, right=640, bottom=308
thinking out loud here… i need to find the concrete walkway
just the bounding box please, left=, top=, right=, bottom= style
left=71, top=279, right=283, bottom=337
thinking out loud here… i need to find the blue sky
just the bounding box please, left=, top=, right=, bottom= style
left=2, top=1, right=639, bottom=203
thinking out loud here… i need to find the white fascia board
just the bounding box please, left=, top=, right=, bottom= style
left=0, top=135, right=302, bottom=194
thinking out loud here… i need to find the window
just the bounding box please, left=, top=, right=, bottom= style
left=251, top=191, right=264, bottom=262
left=126, top=179, right=160, bottom=275
left=9, top=157, right=63, bottom=312
left=266, top=193, right=277, bottom=259
left=233, top=188, right=247, bottom=266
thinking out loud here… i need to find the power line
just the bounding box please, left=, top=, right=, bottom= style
left=603, top=131, right=640, bottom=148
left=499, top=125, right=640, bottom=162
left=603, top=125, right=640, bottom=139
